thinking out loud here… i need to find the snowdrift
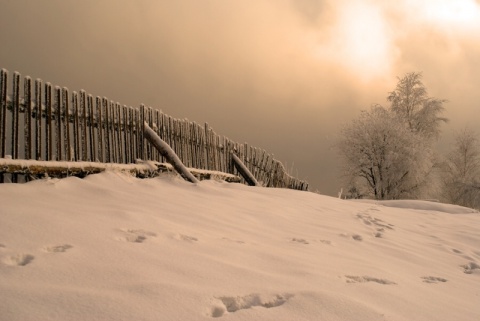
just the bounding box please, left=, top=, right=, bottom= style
left=0, top=171, right=479, bottom=321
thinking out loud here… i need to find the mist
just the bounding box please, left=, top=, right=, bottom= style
left=1, top=0, right=479, bottom=195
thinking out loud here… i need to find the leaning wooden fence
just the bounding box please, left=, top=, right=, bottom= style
left=0, top=68, right=308, bottom=190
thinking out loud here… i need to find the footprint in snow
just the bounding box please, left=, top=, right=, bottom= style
left=2, top=253, right=34, bottom=266
left=209, top=293, right=293, bottom=318
left=175, top=234, right=198, bottom=243
left=117, top=229, right=157, bottom=243
left=345, top=275, right=396, bottom=285
left=421, top=276, right=447, bottom=283
left=291, top=238, right=309, bottom=245
left=462, top=262, right=480, bottom=274
left=222, top=237, right=245, bottom=244
left=43, top=244, right=73, bottom=253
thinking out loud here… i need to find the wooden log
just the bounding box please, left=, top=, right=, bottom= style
left=24, top=76, right=32, bottom=160
left=232, top=153, right=259, bottom=186
left=34, top=79, right=42, bottom=160
left=143, top=122, right=198, bottom=183
left=0, top=158, right=241, bottom=182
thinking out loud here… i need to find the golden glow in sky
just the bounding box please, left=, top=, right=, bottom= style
left=311, top=1, right=395, bottom=82
left=414, top=0, right=480, bottom=28
left=310, top=0, right=480, bottom=82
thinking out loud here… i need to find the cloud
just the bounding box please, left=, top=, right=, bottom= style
left=1, top=0, right=479, bottom=195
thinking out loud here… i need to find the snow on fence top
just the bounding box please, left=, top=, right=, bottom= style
left=0, top=68, right=308, bottom=190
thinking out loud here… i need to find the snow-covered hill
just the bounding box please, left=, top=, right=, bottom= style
left=1, top=172, right=479, bottom=321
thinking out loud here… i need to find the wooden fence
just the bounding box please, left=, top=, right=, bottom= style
left=0, top=68, right=308, bottom=190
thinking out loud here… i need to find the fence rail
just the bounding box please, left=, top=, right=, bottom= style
left=0, top=68, right=308, bottom=190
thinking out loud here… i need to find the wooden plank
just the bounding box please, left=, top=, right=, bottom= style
left=11, top=72, right=20, bottom=160
left=96, top=96, right=103, bottom=162
left=88, top=95, right=96, bottom=162
left=122, top=105, right=129, bottom=164
left=72, top=91, right=80, bottom=160
left=0, top=69, right=7, bottom=158
left=115, top=103, right=123, bottom=163
left=110, top=101, right=117, bottom=163
left=24, top=76, right=32, bottom=160
left=45, top=83, right=53, bottom=161
left=103, top=98, right=110, bottom=162
left=80, top=91, right=88, bottom=161
left=62, top=88, right=71, bottom=161
left=34, top=79, right=42, bottom=160
left=128, top=106, right=134, bottom=163
left=54, top=86, right=62, bottom=160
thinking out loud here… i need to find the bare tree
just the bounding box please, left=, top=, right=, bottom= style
left=337, top=72, right=447, bottom=200
left=442, top=128, right=480, bottom=208
left=388, top=72, right=448, bottom=139
left=337, top=106, right=434, bottom=200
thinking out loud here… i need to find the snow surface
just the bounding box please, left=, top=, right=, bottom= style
left=0, top=171, right=479, bottom=321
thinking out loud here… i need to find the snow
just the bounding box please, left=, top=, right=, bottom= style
left=0, top=171, right=479, bottom=321
left=352, top=199, right=478, bottom=214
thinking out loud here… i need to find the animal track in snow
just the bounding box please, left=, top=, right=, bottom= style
left=352, top=234, right=363, bottom=241
left=421, top=276, right=447, bottom=283
left=2, top=253, right=34, bottom=266
left=117, top=229, right=156, bottom=243
left=43, top=244, right=73, bottom=253
left=291, top=238, right=309, bottom=244
left=175, top=234, right=198, bottom=242
left=462, top=262, right=480, bottom=274
left=221, top=237, right=245, bottom=244
left=345, top=275, right=396, bottom=285
left=209, top=293, right=293, bottom=318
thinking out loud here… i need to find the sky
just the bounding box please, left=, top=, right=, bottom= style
left=1, top=0, right=480, bottom=195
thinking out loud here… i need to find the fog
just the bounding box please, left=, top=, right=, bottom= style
left=1, top=0, right=480, bottom=195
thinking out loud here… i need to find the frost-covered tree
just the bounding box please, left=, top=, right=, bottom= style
left=388, top=72, right=448, bottom=139
left=442, top=128, right=480, bottom=208
left=337, top=106, right=434, bottom=200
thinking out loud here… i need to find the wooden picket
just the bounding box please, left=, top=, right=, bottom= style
left=0, top=68, right=308, bottom=190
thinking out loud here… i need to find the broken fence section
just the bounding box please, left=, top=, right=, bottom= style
left=0, top=68, right=308, bottom=190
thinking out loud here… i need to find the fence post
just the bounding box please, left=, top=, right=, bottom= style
left=79, top=91, right=87, bottom=161
left=45, top=83, right=53, bottom=161
left=24, top=76, right=32, bottom=160
left=11, top=72, right=20, bottom=160
left=138, top=104, right=145, bottom=160
left=0, top=69, right=7, bottom=158
left=72, top=91, right=79, bottom=161
left=34, top=79, right=42, bottom=160
left=62, top=88, right=71, bottom=161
